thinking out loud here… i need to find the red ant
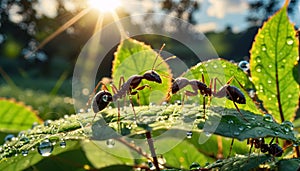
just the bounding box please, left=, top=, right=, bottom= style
left=89, top=44, right=167, bottom=122
left=168, top=75, right=246, bottom=120
left=248, top=137, right=283, bottom=157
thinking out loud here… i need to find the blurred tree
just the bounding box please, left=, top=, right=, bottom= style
left=161, top=0, right=200, bottom=24
left=247, top=0, right=298, bottom=26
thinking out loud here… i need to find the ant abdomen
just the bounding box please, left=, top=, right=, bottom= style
left=226, top=85, right=246, bottom=104
left=269, top=144, right=283, bottom=157
left=92, top=91, right=113, bottom=113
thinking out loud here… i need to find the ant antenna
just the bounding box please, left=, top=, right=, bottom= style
left=152, top=43, right=166, bottom=70
left=155, top=56, right=177, bottom=69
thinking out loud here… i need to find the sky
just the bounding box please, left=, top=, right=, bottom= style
left=17, top=0, right=300, bottom=33
left=121, top=0, right=300, bottom=33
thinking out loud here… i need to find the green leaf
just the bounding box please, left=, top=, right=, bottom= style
left=0, top=98, right=42, bottom=132
left=163, top=138, right=215, bottom=169
left=250, top=6, right=299, bottom=122
left=205, top=154, right=272, bottom=170
left=81, top=140, right=134, bottom=169
left=181, top=59, right=261, bottom=114
left=276, top=158, right=300, bottom=171
left=112, top=38, right=172, bottom=105
left=93, top=105, right=296, bottom=142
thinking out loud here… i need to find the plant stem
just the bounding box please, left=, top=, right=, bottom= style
left=146, top=131, right=160, bottom=171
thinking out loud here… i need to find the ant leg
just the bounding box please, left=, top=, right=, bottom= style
left=232, top=100, right=248, bottom=122
left=203, top=96, right=206, bottom=119
left=128, top=94, right=137, bottom=121
left=228, top=138, right=234, bottom=158
left=248, top=139, right=254, bottom=159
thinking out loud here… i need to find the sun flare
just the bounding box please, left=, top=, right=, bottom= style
left=88, top=0, right=121, bottom=12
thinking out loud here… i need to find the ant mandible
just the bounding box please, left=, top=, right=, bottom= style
left=168, top=74, right=246, bottom=120
left=89, top=44, right=167, bottom=122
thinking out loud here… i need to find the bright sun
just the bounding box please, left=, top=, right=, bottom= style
left=88, top=0, right=121, bottom=12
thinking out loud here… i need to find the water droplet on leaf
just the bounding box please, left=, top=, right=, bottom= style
left=4, top=134, right=15, bottom=143
left=238, top=61, right=249, bottom=71
left=233, top=131, right=240, bottom=136
left=227, top=120, right=234, bottom=124
left=60, top=140, right=66, bottom=148
left=44, top=120, right=52, bottom=127
left=186, top=131, right=193, bottom=139
left=286, top=37, right=294, bottom=45
left=255, top=65, right=262, bottom=72
left=22, top=150, right=28, bottom=156
left=238, top=126, right=244, bottom=131
left=37, top=139, right=53, bottom=157
left=20, top=137, right=30, bottom=145
left=190, top=162, right=201, bottom=170
left=106, top=139, right=115, bottom=148
left=263, top=114, right=273, bottom=123
left=280, top=121, right=294, bottom=133
left=256, top=56, right=262, bottom=63
left=261, top=44, right=267, bottom=51
left=32, top=122, right=38, bottom=129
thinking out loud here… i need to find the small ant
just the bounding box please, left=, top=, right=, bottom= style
left=168, top=75, right=246, bottom=120
left=89, top=44, right=167, bottom=122
left=248, top=137, right=283, bottom=157
left=169, top=75, right=211, bottom=118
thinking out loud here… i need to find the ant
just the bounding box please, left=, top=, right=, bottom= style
left=248, top=137, right=283, bottom=157
left=168, top=75, right=246, bottom=120
left=89, top=44, right=167, bottom=122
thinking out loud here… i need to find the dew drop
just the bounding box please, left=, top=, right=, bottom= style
left=257, top=130, right=263, bottom=135
left=288, top=94, right=292, bottom=98
left=22, top=150, right=29, bottom=156
left=4, top=134, right=15, bottom=143
left=255, top=65, right=262, bottom=72
left=204, top=131, right=212, bottom=137
left=274, top=131, right=279, bottom=135
left=227, top=120, right=234, bottom=124
left=264, top=124, right=271, bottom=129
left=186, top=131, right=193, bottom=139
left=106, top=139, right=115, bottom=148
left=233, top=131, right=240, bottom=136
left=43, top=120, right=52, bottom=127
left=60, top=140, right=66, bottom=148
left=256, top=56, right=262, bottom=63
left=176, top=100, right=182, bottom=105
left=190, top=162, right=201, bottom=170
left=261, top=44, right=267, bottom=51
left=31, top=122, right=38, bottom=129
left=268, top=64, right=272, bottom=68
left=238, top=126, right=244, bottom=131
left=238, top=61, right=249, bottom=72
left=286, top=37, right=294, bottom=45
left=280, top=121, right=294, bottom=133
left=263, top=114, right=273, bottom=123
left=37, top=139, right=53, bottom=157
left=248, top=90, right=255, bottom=98
left=148, top=160, right=155, bottom=170
left=267, top=80, right=272, bottom=84
left=20, top=137, right=30, bottom=145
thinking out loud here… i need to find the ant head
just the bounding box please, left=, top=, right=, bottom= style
left=143, top=70, right=162, bottom=84
left=171, top=79, right=180, bottom=94
left=92, top=91, right=113, bottom=113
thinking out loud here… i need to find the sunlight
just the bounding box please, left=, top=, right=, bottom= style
left=88, top=0, right=121, bottom=13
